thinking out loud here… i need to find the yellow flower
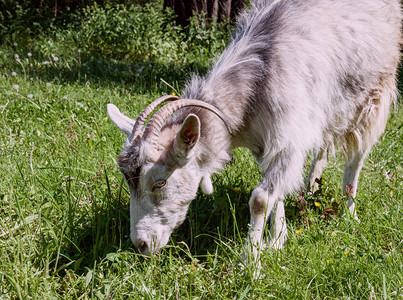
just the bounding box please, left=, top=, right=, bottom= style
left=387, top=242, right=392, bottom=247
left=233, top=187, right=241, bottom=192
left=171, top=92, right=176, bottom=96
left=296, top=228, right=303, bottom=235
left=344, top=250, right=350, bottom=255
left=331, top=232, right=336, bottom=237
left=314, top=202, right=321, bottom=207
left=390, top=190, right=394, bottom=196
left=327, top=259, right=333, bottom=264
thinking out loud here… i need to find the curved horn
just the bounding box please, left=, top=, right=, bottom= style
left=129, top=95, right=179, bottom=141
left=143, top=99, right=232, bottom=146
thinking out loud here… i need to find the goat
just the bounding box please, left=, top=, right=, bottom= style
left=107, top=0, right=401, bottom=263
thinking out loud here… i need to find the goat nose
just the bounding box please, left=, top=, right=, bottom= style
left=134, top=239, right=148, bottom=253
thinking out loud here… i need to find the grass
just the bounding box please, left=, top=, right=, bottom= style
left=0, top=7, right=402, bottom=299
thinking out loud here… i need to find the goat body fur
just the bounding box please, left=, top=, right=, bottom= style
left=109, top=0, right=401, bottom=262
left=181, top=0, right=401, bottom=179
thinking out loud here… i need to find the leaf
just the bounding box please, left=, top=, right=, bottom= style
left=85, top=269, right=93, bottom=287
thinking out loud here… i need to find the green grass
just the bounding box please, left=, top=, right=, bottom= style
left=0, top=7, right=402, bottom=299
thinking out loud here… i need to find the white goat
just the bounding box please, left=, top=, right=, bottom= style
left=107, top=0, right=401, bottom=263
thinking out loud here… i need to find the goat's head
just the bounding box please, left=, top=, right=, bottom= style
left=107, top=96, right=227, bottom=254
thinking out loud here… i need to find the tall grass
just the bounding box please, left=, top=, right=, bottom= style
left=0, top=3, right=402, bottom=299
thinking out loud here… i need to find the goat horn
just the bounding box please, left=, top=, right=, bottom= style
left=129, top=95, right=179, bottom=141
left=143, top=99, right=232, bottom=146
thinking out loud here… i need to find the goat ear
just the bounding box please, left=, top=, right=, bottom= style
left=107, top=104, right=135, bottom=136
left=201, top=175, right=214, bottom=194
left=173, top=114, right=200, bottom=158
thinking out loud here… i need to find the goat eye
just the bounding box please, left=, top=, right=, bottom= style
left=152, top=180, right=166, bottom=191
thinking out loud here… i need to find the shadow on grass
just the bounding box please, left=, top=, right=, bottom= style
left=398, top=64, right=403, bottom=102
left=2, top=48, right=211, bottom=95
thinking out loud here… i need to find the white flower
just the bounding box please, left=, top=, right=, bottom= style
left=44, top=60, right=50, bottom=65
left=53, top=56, right=59, bottom=62
left=11, top=72, right=17, bottom=77
left=46, top=82, right=51, bottom=87
left=27, top=52, right=32, bottom=57
left=15, top=54, right=19, bottom=60
left=27, top=94, right=33, bottom=99
left=13, top=42, right=18, bottom=47
left=77, top=49, right=81, bottom=53
left=13, top=84, right=19, bottom=91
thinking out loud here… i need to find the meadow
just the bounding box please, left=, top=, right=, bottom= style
left=0, top=2, right=402, bottom=299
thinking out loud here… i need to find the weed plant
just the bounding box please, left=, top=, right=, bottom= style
left=0, top=2, right=402, bottom=299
